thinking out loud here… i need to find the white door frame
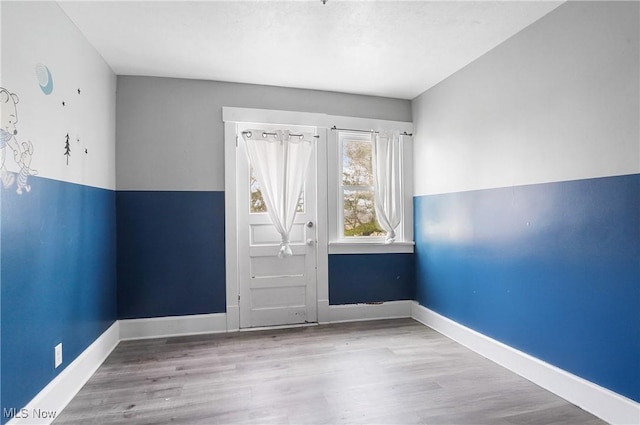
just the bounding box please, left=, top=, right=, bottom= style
left=223, top=107, right=329, bottom=331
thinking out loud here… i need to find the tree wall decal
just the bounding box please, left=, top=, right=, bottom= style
left=64, top=133, right=71, bottom=165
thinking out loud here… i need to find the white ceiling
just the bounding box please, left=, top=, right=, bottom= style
left=58, top=1, right=563, bottom=100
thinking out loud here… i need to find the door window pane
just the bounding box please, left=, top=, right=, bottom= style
left=250, top=173, right=267, bottom=213
left=250, top=168, right=304, bottom=214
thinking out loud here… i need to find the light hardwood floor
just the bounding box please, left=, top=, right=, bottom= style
left=54, top=319, right=604, bottom=424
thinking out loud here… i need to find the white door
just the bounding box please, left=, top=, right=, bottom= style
left=237, top=124, right=318, bottom=328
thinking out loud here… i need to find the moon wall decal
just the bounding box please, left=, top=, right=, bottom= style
left=35, top=63, right=54, bottom=95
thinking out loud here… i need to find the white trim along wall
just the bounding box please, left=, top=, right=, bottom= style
left=9, top=306, right=640, bottom=425
left=410, top=303, right=640, bottom=425
left=7, top=323, right=120, bottom=425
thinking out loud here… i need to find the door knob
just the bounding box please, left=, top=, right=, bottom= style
left=306, top=238, right=315, bottom=246
left=306, top=221, right=314, bottom=228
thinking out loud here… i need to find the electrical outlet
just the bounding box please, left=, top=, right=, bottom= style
left=54, top=343, right=63, bottom=368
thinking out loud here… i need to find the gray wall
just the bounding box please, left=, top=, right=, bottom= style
left=116, top=77, right=411, bottom=191
left=412, top=0, right=639, bottom=196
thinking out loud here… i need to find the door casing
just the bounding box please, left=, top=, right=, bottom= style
left=236, top=123, right=318, bottom=328
left=223, top=107, right=329, bottom=331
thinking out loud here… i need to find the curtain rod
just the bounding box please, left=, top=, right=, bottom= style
left=330, top=126, right=412, bottom=136
left=242, top=130, right=320, bottom=139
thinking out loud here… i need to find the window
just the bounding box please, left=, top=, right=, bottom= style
left=339, top=132, right=385, bottom=238
left=328, top=117, right=414, bottom=254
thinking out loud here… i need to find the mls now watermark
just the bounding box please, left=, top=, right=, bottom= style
left=3, top=407, right=58, bottom=420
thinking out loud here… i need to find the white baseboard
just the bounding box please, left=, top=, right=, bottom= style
left=119, top=313, right=227, bottom=340
left=7, top=322, right=119, bottom=425
left=317, top=299, right=330, bottom=324
left=410, top=302, right=640, bottom=425
left=225, top=305, right=239, bottom=332
left=329, top=300, right=412, bottom=323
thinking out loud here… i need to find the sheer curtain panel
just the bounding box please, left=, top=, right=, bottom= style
left=372, top=130, right=403, bottom=243
left=243, top=129, right=314, bottom=258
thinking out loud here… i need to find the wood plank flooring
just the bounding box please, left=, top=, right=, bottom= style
left=53, top=319, right=605, bottom=424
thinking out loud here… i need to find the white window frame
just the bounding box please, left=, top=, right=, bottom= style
left=338, top=131, right=385, bottom=241
left=328, top=115, right=414, bottom=254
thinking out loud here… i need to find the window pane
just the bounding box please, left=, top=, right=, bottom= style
left=342, top=140, right=373, bottom=186
left=250, top=168, right=304, bottom=213
left=343, top=189, right=385, bottom=237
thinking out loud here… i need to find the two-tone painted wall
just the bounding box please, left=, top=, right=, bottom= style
left=1, top=12, right=414, bottom=417
left=8, top=0, right=637, bottom=420
left=115, top=76, right=414, bottom=319
left=1, top=2, right=117, bottom=423
left=412, top=1, right=639, bottom=403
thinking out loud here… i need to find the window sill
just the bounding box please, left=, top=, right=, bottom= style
left=328, top=241, right=415, bottom=255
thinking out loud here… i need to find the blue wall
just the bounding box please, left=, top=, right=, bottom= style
left=116, top=191, right=226, bottom=319
left=329, top=253, right=415, bottom=305
left=414, top=174, right=640, bottom=402
left=116, top=190, right=409, bottom=316
left=1, top=177, right=117, bottom=421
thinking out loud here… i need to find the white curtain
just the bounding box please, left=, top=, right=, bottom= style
left=243, top=129, right=314, bottom=258
left=372, top=130, right=403, bottom=244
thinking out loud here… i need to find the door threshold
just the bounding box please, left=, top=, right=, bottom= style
left=240, top=322, right=319, bottom=332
